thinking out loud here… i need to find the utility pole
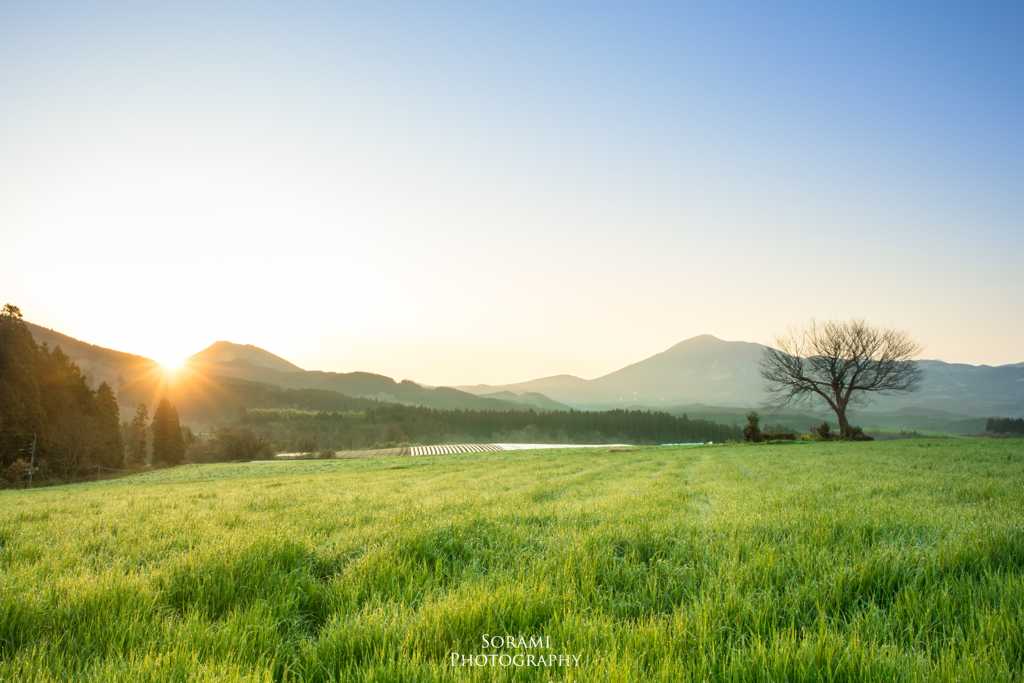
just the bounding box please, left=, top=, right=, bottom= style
left=28, top=433, right=37, bottom=488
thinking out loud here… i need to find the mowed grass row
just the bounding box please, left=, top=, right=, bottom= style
left=1, top=440, right=1023, bottom=682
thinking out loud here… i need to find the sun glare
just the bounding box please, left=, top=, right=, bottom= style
left=162, top=358, right=184, bottom=370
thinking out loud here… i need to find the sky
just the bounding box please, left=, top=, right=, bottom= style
left=1, top=1, right=1022, bottom=386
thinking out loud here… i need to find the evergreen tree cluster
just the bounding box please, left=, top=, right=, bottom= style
left=0, top=304, right=123, bottom=480
left=151, top=399, right=185, bottom=466
left=1, top=306, right=190, bottom=483
left=239, top=403, right=742, bottom=451
left=986, top=417, right=1024, bottom=435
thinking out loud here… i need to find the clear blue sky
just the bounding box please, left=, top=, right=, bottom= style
left=2, top=1, right=1021, bottom=383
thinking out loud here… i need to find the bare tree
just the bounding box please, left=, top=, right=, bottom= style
left=758, top=319, right=925, bottom=438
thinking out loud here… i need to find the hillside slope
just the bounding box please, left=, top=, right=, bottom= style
left=188, top=341, right=303, bottom=372
left=454, top=336, right=766, bottom=408
left=25, top=322, right=160, bottom=391
left=478, top=391, right=573, bottom=411
left=590, top=335, right=764, bottom=407
left=185, top=342, right=547, bottom=412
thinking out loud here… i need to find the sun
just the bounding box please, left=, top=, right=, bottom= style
left=161, top=357, right=184, bottom=370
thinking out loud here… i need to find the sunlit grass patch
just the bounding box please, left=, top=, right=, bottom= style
left=2, top=440, right=1022, bottom=681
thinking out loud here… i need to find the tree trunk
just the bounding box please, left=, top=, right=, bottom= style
left=836, top=403, right=851, bottom=439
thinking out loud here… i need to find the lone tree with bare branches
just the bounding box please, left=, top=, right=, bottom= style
left=758, top=319, right=925, bottom=439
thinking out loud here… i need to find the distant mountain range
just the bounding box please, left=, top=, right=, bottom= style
left=25, top=323, right=1023, bottom=428
left=182, top=341, right=552, bottom=413
left=455, top=334, right=1024, bottom=418
left=24, top=324, right=555, bottom=419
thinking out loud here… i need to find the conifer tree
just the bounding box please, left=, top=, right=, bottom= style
left=151, top=399, right=185, bottom=466
left=0, top=304, right=46, bottom=452
left=127, top=404, right=149, bottom=466
left=93, top=382, right=123, bottom=469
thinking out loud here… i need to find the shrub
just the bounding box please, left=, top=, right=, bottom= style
left=184, top=441, right=223, bottom=464
left=848, top=426, right=874, bottom=441
left=295, top=437, right=319, bottom=456
left=761, top=433, right=797, bottom=441
left=214, top=428, right=275, bottom=462
left=2, top=458, right=32, bottom=489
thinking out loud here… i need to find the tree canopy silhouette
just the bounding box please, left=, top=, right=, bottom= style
left=151, top=399, right=185, bottom=466
left=1, top=303, right=123, bottom=480
left=758, top=319, right=924, bottom=438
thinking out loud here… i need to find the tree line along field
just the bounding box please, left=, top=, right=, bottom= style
left=1, top=439, right=1022, bottom=682
left=238, top=405, right=742, bottom=453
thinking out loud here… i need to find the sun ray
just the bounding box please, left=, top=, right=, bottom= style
left=116, top=359, right=237, bottom=424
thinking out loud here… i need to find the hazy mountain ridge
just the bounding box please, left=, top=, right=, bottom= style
left=591, top=335, right=765, bottom=405
left=477, top=391, right=574, bottom=411
left=23, top=325, right=552, bottom=418
left=456, top=336, right=1024, bottom=418
left=188, top=341, right=303, bottom=372
left=24, top=323, right=1023, bottom=422
left=185, top=343, right=547, bottom=413
left=453, top=336, right=764, bottom=406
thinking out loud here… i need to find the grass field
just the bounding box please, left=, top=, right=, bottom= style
left=865, top=428, right=973, bottom=439
left=2, top=440, right=1023, bottom=682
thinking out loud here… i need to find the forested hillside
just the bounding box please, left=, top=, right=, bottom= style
left=25, top=321, right=387, bottom=424
left=0, top=306, right=123, bottom=479
left=25, top=320, right=161, bottom=394
left=986, top=417, right=1024, bottom=435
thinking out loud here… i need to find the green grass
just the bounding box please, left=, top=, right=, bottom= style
left=2, top=440, right=1023, bottom=682
left=867, top=428, right=974, bottom=439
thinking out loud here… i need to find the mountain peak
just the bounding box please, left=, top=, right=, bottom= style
left=663, top=334, right=736, bottom=352
left=187, top=341, right=303, bottom=372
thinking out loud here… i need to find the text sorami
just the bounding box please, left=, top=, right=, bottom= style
left=448, top=634, right=582, bottom=668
